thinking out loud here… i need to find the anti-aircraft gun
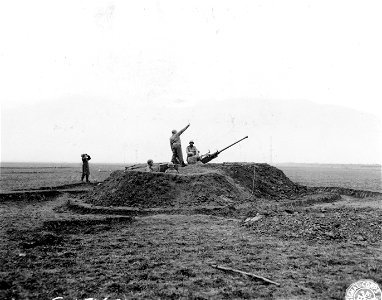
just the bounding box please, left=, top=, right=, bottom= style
left=200, top=136, right=248, bottom=164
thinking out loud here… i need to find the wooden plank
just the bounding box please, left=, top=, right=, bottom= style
left=210, top=264, right=280, bottom=286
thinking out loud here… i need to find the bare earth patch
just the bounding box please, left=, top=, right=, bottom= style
left=314, top=195, right=382, bottom=210
left=1, top=163, right=381, bottom=299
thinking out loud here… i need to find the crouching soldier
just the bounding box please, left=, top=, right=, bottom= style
left=165, top=162, right=179, bottom=174
left=186, top=140, right=200, bottom=164
left=145, top=159, right=154, bottom=172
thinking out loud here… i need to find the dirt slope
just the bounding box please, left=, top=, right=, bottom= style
left=83, top=170, right=244, bottom=208
left=83, top=163, right=309, bottom=208
left=208, top=163, right=308, bottom=198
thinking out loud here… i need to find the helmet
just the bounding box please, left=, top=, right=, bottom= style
left=168, top=162, right=174, bottom=167
left=189, top=140, right=194, bottom=144
left=147, top=159, right=153, bottom=164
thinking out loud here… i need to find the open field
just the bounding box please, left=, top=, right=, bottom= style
left=0, top=163, right=126, bottom=191
left=276, top=163, right=382, bottom=193
left=1, top=162, right=381, bottom=193
left=0, top=163, right=381, bottom=299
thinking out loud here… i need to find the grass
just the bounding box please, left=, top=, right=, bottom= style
left=1, top=196, right=381, bottom=300
left=0, top=164, right=125, bottom=191
left=1, top=163, right=381, bottom=299
left=276, top=164, right=381, bottom=192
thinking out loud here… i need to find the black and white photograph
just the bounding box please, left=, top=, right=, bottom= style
left=1, top=1, right=381, bottom=299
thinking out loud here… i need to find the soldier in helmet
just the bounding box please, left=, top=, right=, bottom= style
left=81, top=154, right=91, bottom=182
left=169, top=123, right=190, bottom=167
left=165, top=162, right=179, bottom=174
left=145, top=159, right=154, bottom=172
left=186, top=140, right=200, bottom=164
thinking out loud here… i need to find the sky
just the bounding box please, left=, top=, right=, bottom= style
left=1, top=0, right=381, bottom=164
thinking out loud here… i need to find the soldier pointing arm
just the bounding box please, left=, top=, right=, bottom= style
left=170, top=123, right=190, bottom=167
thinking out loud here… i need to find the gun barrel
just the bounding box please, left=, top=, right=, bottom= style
left=218, top=136, right=248, bottom=154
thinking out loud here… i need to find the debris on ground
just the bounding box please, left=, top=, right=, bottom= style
left=243, top=213, right=264, bottom=225
left=210, top=264, right=280, bottom=286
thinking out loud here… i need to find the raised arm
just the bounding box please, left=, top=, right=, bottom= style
left=177, top=123, right=190, bottom=136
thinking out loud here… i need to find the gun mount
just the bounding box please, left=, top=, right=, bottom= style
left=200, top=136, right=248, bottom=164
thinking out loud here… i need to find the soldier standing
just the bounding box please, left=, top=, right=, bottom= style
left=81, top=154, right=91, bottom=182
left=170, top=123, right=190, bottom=167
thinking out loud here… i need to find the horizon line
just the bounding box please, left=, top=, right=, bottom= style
left=1, top=161, right=381, bottom=166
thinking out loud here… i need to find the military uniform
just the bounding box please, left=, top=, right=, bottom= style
left=145, top=165, right=154, bottom=172
left=81, top=154, right=91, bottom=182
left=170, top=124, right=190, bottom=166
left=165, top=168, right=178, bottom=174
left=145, top=159, right=154, bottom=172
left=186, top=144, right=199, bottom=164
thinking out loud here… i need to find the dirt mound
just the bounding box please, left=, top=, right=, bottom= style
left=207, top=163, right=308, bottom=198
left=83, top=170, right=244, bottom=208
left=83, top=163, right=307, bottom=208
